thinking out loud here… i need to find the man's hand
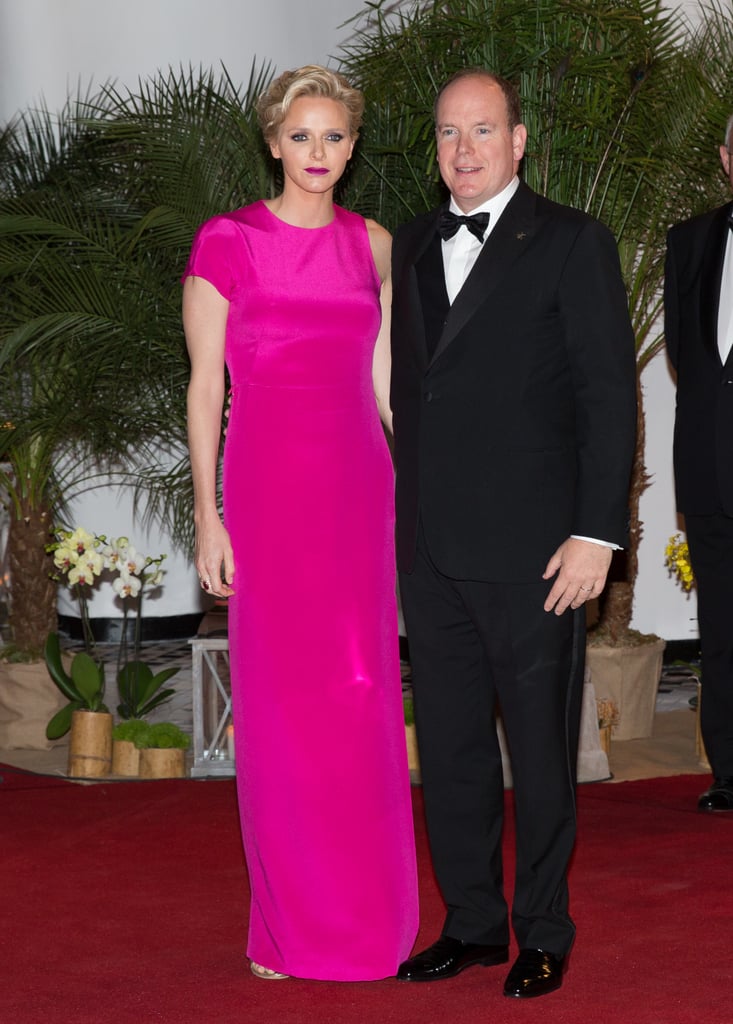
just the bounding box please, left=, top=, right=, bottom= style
left=542, top=537, right=613, bottom=615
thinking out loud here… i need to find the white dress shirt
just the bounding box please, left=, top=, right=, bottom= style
left=441, top=177, right=519, bottom=304
left=718, top=221, right=733, bottom=364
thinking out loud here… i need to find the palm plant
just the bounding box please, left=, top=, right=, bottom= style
left=81, top=62, right=276, bottom=550
left=0, top=93, right=147, bottom=655
left=5, top=7, right=733, bottom=662
left=340, top=0, right=733, bottom=643
left=0, top=64, right=274, bottom=656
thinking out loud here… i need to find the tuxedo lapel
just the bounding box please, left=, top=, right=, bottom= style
left=396, top=208, right=445, bottom=370
left=430, top=183, right=536, bottom=366
left=700, top=204, right=732, bottom=363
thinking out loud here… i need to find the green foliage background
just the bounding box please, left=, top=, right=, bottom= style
left=2, top=0, right=733, bottom=649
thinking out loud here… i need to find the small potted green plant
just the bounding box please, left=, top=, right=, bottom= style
left=44, top=631, right=112, bottom=777
left=134, top=721, right=191, bottom=779
left=111, top=660, right=179, bottom=777
left=110, top=718, right=150, bottom=776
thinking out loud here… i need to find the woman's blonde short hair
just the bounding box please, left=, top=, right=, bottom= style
left=256, top=64, right=364, bottom=144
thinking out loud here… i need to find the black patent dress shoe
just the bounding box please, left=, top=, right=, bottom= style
left=698, top=778, right=733, bottom=812
left=503, top=948, right=565, bottom=999
left=396, top=935, right=509, bottom=982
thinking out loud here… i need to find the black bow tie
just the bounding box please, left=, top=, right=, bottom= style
left=437, top=209, right=490, bottom=242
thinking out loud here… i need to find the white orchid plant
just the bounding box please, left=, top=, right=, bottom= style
left=44, top=526, right=179, bottom=739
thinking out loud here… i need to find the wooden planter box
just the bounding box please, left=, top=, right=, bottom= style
left=139, top=747, right=185, bottom=779
left=112, top=739, right=140, bottom=777
left=405, top=722, right=420, bottom=783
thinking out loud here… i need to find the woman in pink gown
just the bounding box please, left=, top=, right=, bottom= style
left=183, top=65, right=418, bottom=981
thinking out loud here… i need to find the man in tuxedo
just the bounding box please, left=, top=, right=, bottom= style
left=390, top=69, right=636, bottom=998
left=664, top=116, right=733, bottom=814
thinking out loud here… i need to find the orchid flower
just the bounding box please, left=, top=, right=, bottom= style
left=112, top=569, right=143, bottom=600
left=45, top=524, right=175, bottom=738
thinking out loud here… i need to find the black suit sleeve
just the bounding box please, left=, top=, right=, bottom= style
left=559, top=218, right=637, bottom=546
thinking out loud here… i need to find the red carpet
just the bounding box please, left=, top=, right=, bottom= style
left=0, top=764, right=73, bottom=791
left=2, top=770, right=732, bottom=1024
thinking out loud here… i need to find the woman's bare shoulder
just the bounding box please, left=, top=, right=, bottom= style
left=364, top=218, right=392, bottom=281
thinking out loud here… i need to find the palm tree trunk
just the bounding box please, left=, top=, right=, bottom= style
left=7, top=503, right=58, bottom=656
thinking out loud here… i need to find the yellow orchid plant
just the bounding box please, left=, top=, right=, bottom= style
left=44, top=526, right=178, bottom=738
left=664, top=533, right=695, bottom=592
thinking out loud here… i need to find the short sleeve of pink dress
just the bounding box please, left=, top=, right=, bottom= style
left=182, top=216, right=237, bottom=299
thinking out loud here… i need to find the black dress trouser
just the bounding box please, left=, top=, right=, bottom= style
left=399, top=528, right=585, bottom=956
left=685, top=512, right=733, bottom=779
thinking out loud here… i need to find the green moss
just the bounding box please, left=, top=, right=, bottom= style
left=112, top=719, right=150, bottom=743
left=134, top=722, right=191, bottom=750
left=403, top=696, right=415, bottom=727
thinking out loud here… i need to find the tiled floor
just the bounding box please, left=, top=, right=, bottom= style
left=655, top=664, right=699, bottom=713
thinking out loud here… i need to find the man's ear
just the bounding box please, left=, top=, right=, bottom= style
left=512, top=124, right=528, bottom=163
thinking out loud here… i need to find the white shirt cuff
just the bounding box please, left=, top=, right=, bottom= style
left=571, top=535, right=621, bottom=550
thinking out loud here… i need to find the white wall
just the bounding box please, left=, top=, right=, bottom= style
left=0, top=0, right=358, bottom=123
left=631, top=1, right=706, bottom=641
left=634, top=354, right=699, bottom=640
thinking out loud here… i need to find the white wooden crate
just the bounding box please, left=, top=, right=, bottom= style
left=189, top=636, right=235, bottom=777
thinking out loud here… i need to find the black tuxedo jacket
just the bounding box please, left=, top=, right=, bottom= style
left=390, top=181, right=637, bottom=581
left=664, top=202, right=733, bottom=516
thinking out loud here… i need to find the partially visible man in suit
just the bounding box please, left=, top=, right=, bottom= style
left=390, top=69, right=636, bottom=998
left=665, top=115, right=733, bottom=814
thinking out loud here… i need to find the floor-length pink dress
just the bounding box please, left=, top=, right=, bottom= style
left=184, top=201, right=418, bottom=980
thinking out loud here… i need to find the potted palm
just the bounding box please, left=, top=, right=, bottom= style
left=0, top=62, right=276, bottom=619
left=0, top=66, right=272, bottom=745
left=79, top=63, right=276, bottom=545
left=0, top=94, right=147, bottom=655
left=0, top=92, right=174, bottom=761
left=340, top=0, right=733, bottom=738
left=0, top=335, right=97, bottom=748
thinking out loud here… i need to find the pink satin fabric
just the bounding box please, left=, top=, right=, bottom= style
left=184, top=201, right=418, bottom=980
